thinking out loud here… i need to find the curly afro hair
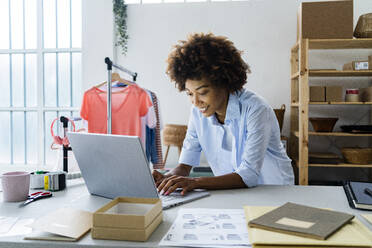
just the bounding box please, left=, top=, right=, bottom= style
left=166, top=33, right=250, bottom=93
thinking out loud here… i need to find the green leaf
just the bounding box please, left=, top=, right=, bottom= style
left=113, top=0, right=129, bottom=55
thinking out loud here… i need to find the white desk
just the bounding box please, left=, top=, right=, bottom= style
left=0, top=179, right=370, bottom=248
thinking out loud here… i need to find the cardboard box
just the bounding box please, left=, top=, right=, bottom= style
left=369, top=56, right=372, bottom=69
left=343, top=61, right=370, bottom=70
left=92, top=197, right=163, bottom=241
left=310, top=86, right=325, bottom=102
left=360, top=87, right=372, bottom=102
left=93, top=197, right=162, bottom=229
left=297, top=0, right=353, bottom=40
left=353, top=61, right=369, bottom=70
left=92, top=212, right=163, bottom=241
left=326, top=86, right=343, bottom=102
left=342, top=62, right=353, bottom=71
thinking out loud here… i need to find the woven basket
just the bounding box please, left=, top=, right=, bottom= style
left=341, top=147, right=372, bottom=164
left=309, top=117, right=338, bottom=132
left=274, top=104, right=285, bottom=133
left=162, top=124, right=187, bottom=146
left=354, top=13, right=372, bottom=38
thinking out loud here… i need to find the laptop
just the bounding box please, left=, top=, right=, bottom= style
left=67, top=132, right=209, bottom=209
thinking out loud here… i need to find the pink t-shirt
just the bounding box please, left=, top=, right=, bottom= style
left=80, top=84, right=154, bottom=137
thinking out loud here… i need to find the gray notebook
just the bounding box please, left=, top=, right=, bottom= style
left=248, top=202, right=354, bottom=240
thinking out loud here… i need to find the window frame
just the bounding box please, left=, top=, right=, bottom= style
left=0, top=0, right=81, bottom=170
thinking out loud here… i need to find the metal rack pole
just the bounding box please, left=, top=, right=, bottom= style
left=105, top=58, right=113, bottom=134
left=112, top=64, right=137, bottom=82
left=104, top=57, right=137, bottom=134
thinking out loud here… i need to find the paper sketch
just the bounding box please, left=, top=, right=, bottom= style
left=160, top=208, right=251, bottom=247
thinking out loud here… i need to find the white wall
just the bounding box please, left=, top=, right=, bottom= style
left=82, top=0, right=114, bottom=87
left=83, top=0, right=372, bottom=172
left=119, top=0, right=297, bottom=124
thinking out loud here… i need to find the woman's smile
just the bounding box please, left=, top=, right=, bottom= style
left=199, top=106, right=208, bottom=114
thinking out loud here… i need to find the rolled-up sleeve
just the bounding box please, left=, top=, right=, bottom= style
left=179, top=108, right=202, bottom=166
left=235, top=106, right=272, bottom=187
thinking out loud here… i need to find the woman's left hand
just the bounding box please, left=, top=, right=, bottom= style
left=157, top=175, right=199, bottom=196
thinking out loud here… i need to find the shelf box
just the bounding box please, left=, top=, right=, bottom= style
left=326, top=86, right=343, bottom=102
left=297, top=0, right=353, bottom=40
left=310, top=86, right=325, bottom=102
left=360, top=87, right=372, bottom=102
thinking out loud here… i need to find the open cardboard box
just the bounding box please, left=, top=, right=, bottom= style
left=92, top=197, right=163, bottom=241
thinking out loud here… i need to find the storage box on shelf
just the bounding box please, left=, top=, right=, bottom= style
left=360, top=87, right=372, bottom=102
left=326, top=86, right=343, bottom=102
left=297, top=0, right=353, bottom=40
left=343, top=61, right=370, bottom=71
left=310, top=86, right=325, bottom=102
left=290, top=38, right=372, bottom=185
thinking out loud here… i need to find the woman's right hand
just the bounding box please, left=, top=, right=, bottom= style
left=152, top=170, right=166, bottom=187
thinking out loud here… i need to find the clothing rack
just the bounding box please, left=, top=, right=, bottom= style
left=104, top=57, right=138, bottom=134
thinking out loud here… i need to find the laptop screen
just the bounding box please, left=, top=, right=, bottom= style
left=67, top=132, right=159, bottom=199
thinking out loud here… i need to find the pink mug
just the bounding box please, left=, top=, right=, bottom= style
left=1, top=171, right=30, bottom=202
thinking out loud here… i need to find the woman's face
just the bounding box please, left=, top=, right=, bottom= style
left=185, top=79, right=229, bottom=120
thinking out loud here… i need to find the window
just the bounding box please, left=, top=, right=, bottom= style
left=0, top=0, right=82, bottom=168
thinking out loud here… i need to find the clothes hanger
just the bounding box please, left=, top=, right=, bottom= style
left=112, top=72, right=135, bottom=87
left=94, top=72, right=134, bottom=88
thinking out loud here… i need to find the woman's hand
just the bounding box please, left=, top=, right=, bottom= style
left=157, top=175, right=199, bottom=196
left=152, top=170, right=166, bottom=187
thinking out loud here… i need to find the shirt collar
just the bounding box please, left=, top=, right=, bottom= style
left=209, top=92, right=240, bottom=125
left=225, top=93, right=240, bottom=122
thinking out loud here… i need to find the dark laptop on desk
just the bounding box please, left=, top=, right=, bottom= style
left=67, top=132, right=209, bottom=209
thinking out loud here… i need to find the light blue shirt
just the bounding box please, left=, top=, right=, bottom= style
left=179, top=89, right=294, bottom=187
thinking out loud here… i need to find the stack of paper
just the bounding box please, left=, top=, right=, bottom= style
left=159, top=208, right=251, bottom=248
left=244, top=205, right=372, bottom=248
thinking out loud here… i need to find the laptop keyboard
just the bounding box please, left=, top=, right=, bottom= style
left=159, top=192, right=184, bottom=203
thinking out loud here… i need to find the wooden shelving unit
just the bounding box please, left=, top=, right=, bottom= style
left=292, top=102, right=372, bottom=106
left=291, top=70, right=372, bottom=78
left=289, top=38, right=372, bottom=185
left=294, top=160, right=372, bottom=168
left=293, top=131, right=372, bottom=137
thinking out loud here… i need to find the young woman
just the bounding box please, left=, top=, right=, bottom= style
left=154, top=33, right=294, bottom=196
